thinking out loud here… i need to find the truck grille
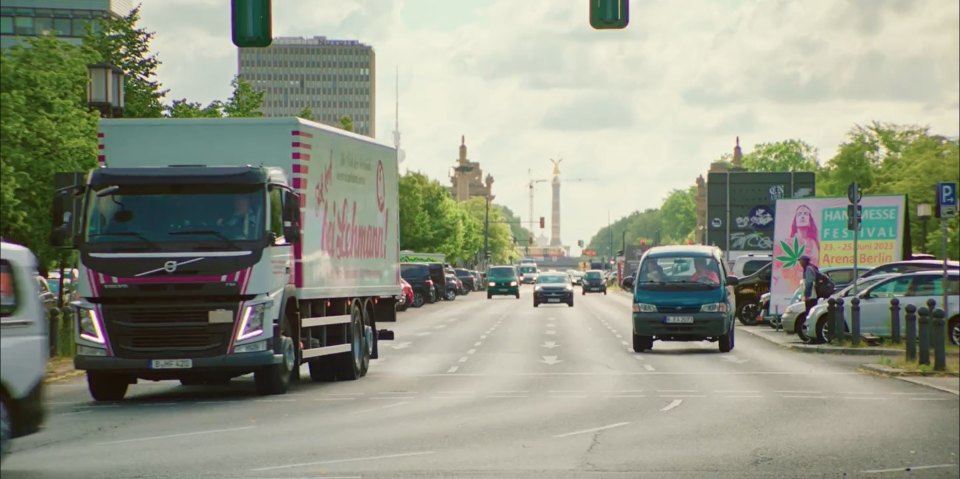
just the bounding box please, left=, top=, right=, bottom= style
left=103, top=306, right=236, bottom=359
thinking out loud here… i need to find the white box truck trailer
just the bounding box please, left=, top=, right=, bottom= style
left=51, top=118, right=400, bottom=401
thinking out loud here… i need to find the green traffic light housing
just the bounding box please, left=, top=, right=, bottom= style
left=590, top=0, right=629, bottom=30
left=232, top=0, right=272, bottom=48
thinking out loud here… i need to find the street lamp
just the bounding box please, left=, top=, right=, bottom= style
left=87, top=63, right=125, bottom=118
left=483, top=174, right=495, bottom=267
left=917, top=203, right=932, bottom=254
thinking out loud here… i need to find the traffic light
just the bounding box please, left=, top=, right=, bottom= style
left=589, top=0, right=629, bottom=30
left=577, top=239, right=584, bottom=247
left=539, top=217, right=545, bottom=229
left=847, top=204, right=862, bottom=231
left=232, top=0, right=272, bottom=48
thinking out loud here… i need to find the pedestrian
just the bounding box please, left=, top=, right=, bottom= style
left=797, top=254, right=818, bottom=315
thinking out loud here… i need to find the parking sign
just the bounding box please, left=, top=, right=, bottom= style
left=938, top=182, right=957, bottom=218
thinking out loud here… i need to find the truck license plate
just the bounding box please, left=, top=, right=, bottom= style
left=664, top=316, right=694, bottom=324
left=150, top=359, right=193, bottom=369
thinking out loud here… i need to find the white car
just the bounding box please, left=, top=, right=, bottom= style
left=805, top=271, right=959, bottom=344
left=1, top=242, right=48, bottom=463
left=788, top=274, right=898, bottom=343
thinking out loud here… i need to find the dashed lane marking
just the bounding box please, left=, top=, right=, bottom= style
left=96, top=426, right=256, bottom=446
left=553, top=421, right=631, bottom=438
left=643, top=364, right=656, bottom=371
left=660, top=399, right=683, bottom=412
left=251, top=451, right=437, bottom=473
left=458, top=356, right=469, bottom=363
left=467, top=349, right=476, bottom=355
left=446, top=366, right=459, bottom=373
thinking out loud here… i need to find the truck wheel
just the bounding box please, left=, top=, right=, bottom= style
left=335, top=303, right=367, bottom=381
left=633, top=334, right=653, bottom=352
left=719, top=326, right=735, bottom=352
left=1, top=399, right=11, bottom=464
left=308, top=357, right=337, bottom=382
left=254, top=335, right=295, bottom=395
left=738, top=301, right=759, bottom=326
left=87, top=372, right=128, bottom=401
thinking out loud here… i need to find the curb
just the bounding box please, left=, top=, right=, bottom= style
left=859, top=364, right=960, bottom=396
left=739, top=326, right=904, bottom=356
left=45, top=369, right=84, bottom=383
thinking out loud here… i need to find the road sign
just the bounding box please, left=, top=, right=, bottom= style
left=847, top=182, right=862, bottom=205
left=937, top=182, right=957, bottom=218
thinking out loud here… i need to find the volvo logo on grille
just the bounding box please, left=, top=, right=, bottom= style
left=163, top=261, right=179, bottom=273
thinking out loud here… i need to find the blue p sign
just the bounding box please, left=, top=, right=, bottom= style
left=938, top=182, right=957, bottom=218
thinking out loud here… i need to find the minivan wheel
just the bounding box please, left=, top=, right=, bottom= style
left=719, top=326, right=735, bottom=353
left=1, top=399, right=11, bottom=464
left=633, top=334, right=653, bottom=352
left=87, top=372, right=129, bottom=401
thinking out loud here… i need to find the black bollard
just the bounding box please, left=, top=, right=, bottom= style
left=889, top=298, right=901, bottom=343
left=905, top=304, right=917, bottom=361
left=932, top=308, right=946, bottom=372
left=827, top=298, right=836, bottom=344
left=835, top=298, right=846, bottom=344
left=917, top=306, right=930, bottom=366
left=851, top=297, right=861, bottom=346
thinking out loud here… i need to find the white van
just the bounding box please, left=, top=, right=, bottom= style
left=1, top=241, right=48, bottom=463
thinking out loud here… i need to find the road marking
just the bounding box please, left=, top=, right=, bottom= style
left=487, top=394, right=528, bottom=398
left=659, top=394, right=705, bottom=398
left=542, top=341, right=560, bottom=349
left=843, top=397, right=887, bottom=401
left=137, top=402, right=177, bottom=407
left=56, top=410, right=93, bottom=417
left=434, top=324, right=447, bottom=329
left=437, top=390, right=474, bottom=394
left=643, top=364, right=655, bottom=371
left=719, top=395, right=764, bottom=399
left=620, top=341, right=629, bottom=346
left=480, top=335, right=487, bottom=339
left=714, top=390, right=761, bottom=394
left=252, top=451, right=437, bottom=472
left=458, top=356, right=469, bottom=363
left=390, top=341, right=412, bottom=350
left=474, top=341, right=482, bottom=346
left=254, top=399, right=296, bottom=403
left=908, top=397, right=954, bottom=401
left=420, top=371, right=863, bottom=377
left=657, top=389, right=699, bottom=393
left=539, top=355, right=562, bottom=365
left=660, top=399, right=683, bottom=412
left=350, top=401, right=410, bottom=415
left=467, top=349, right=476, bottom=355
left=839, top=391, right=874, bottom=395
left=416, top=332, right=432, bottom=336
left=781, top=395, right=828, bottom=399
left=545, top=330, right=557, bottom=335
left=634, top=355, right=645, bottom=360
left=370, top=396, right=416, bottom=400
left=549, top=390, right=585, bottom=393
left=615, top=334, right=622, bottom=339
left=861, top=463, right=958, bottom=474
left=720, top=356, right=749, bottom=364
left=493, top=390, right=530, bottom=394
left=312, top=397, right=354, bottom=401
left=551, top=395, right=588, bottom=399
left=553, top=422, right=631, bottom=438
left=606, top=395, right=646, bottom=398
left=447, top=366, right=459, bottom=373
left=776, top=390, right=821, bottom=394
left=97, top=426, right=256, bottom=446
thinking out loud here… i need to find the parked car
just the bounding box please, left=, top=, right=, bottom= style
left=533, top=272, right=574, bottom=307
left=731, top=253, right=772, bottom=277
left=806, top=270, right=959, bottom=344
left=34, top=276, right=56, bottom=313
left=426, top=263, right=447, bottom=301
left=46, top=269, right=80, bottom=305
left=622, top=245, right=739, bottom=353
left=734, top=262, right=771, bottom=325
left=787, top=274, right=898, bottom=342
left=862, top=259, right=959, bottom=278
left=822, top=266, right=871, bottom=290
left=444, top=273, right=460, bottom=301
left=454, top=268, right=476, bottom=293
left=1, top=242, right=48, bottom=464
left=400, top=263, right=436, bottom=307
left=582, top=270, right=607, bottom=295
left=397, top=279, right=415, bottom=311
left=471, top=270, right=484, bottom=291
left=487, top=266, right=520, bottom=299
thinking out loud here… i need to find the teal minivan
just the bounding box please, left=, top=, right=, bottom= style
left=621, top=245, right=739, bottom=353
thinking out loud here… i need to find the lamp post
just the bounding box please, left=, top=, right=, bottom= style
left=87, top=63, right=125, bottom=118
left=917, top=203, right=932, bottom=254
left=483, top=174, right=495, bottom=268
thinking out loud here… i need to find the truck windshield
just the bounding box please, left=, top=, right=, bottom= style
left=86, top=184, right=265, bottom=247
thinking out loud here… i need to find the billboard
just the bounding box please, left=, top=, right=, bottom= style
left=706, top=172, right=816, bottom=257
left=769, top=195, right=906, bottom=313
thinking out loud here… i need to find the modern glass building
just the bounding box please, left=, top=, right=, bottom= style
left=238, top=36, right=376, bottom=137
left=0, top=0, right=131, bottom=49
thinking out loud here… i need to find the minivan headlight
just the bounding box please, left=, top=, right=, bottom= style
left=237, top=303, right=266, bottom=341
left=510, top=281, right=518, bottom=287
left=77, top=307, right=105, bottom=344
left=633, top=303, right=657, bottom=313
left=700, top=303, right=728, bottom=313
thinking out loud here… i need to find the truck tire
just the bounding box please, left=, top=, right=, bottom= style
left=719, top=326, right=735, bottom=352
left=308, top=356, right=337, bottom=381
left=335, top=303, right=367, bottom=381
left=633, top=334, right=653, bottom=352
left=87, top=372, right=128, bottom=401
left=1, top=399, right=10, bottom=464
left=255, top=335, right=295, bottom=395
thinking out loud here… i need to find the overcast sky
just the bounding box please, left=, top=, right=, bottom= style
left=139, top=0, right=960, bottom=251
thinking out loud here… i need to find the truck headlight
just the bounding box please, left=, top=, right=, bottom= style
left=700, top=303, right=728, bottom=313
left=633, top=303, right=657, bottom=313
left=77, top=344, right=106, bottom=356
left=78, top=307, right=105, bottom=344
left=234, top=340, right=267, bottom=353
left=237, top=303, right=266, bottom=341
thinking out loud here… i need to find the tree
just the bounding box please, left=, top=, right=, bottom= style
left=298, top=105, right=314, bottom=121
left=223, top=76, right=264, bottom=117
left=165, top=98, right=223, bottom=118
left=339, top=115, right=354, bottom=132
left=0, top=35, right=99, bottom=267
left=83, top=5, right=166, bottom=118
left=659, top=188, right=697, bottom=243
left=742, top=139, right=819, bottom=172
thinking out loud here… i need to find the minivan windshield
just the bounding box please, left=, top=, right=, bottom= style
left=488, top=267, right=516, bottom=279
left=637, top=255, right=721, bottom=289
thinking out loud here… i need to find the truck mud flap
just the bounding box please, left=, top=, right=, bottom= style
left=377, top=329, right=395, bottom=341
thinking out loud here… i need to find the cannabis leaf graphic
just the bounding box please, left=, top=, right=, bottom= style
left=775, top=237, right=806, bottom=268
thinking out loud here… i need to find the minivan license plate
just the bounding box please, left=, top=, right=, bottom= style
left=665, top=316, right=694, bottom=324
left=151, top=359, right=192, bottom=369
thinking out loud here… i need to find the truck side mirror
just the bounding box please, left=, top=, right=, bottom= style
left=282, top=190, right=301, bottom=242
left=726, top=275, right=740, bottom=286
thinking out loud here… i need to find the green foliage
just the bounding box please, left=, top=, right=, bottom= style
left=742, top=139, right=819, bottom=172
left=83, top=5, right=166, bottom=118
left=339, top=115, right=354, bottom=132
left=587, top=208, right=663, bottom=257
left=775, top=237, right=805, bottom=268
left=165, top=98, right=223, bottom=118
left=223, top=76, right=264, bottom=117
left=0, top=35, right=99, bottom=268
left=298, top=105, right=314, bottom=121
left=659, top=187, right=697, bottom=243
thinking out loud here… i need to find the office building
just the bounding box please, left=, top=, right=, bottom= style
left=238, top=36, right=376, bottom=137
left=0, top=0, right=131, bottom=50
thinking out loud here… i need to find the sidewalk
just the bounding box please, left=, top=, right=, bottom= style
left=738, top=324, right=904, bottom=356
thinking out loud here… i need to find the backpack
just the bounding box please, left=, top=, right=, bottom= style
left=812, top=266, right=835, bottom=299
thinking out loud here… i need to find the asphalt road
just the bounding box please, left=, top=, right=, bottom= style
left=4, top=286, right=959, bottom=478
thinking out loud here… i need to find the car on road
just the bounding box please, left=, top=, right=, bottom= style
left=400, top=263, right=437, bottom=307
left=582, top=270, right=607, bottom=295
left=1, top=242, right=48, bottom=464
left=862, top=259, right=959, bottom=278
left=397, top=279, right=415, bottom=311
left=731, top=253, right=772, bottom=277
left=534, top=272, right=574, bottom=307
left=806, top=270, right=959, bottom=344
left=622, top=245, right=739, bottom=353
left=470, top=270, right=484, bottom=290
left=455, top=268, right=476, bottom=293
left=787, top=273, right=898, bottom=342
left=568, top=270, right=584, bottom=286
left=487, top=266, right=520, bottom=299
left=518, top=263, right=539, bottom=284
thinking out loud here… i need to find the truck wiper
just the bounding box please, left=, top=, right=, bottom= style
left=90, top=232, right=160, bottom=250
left=169, top=230, right=241, bottom=250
